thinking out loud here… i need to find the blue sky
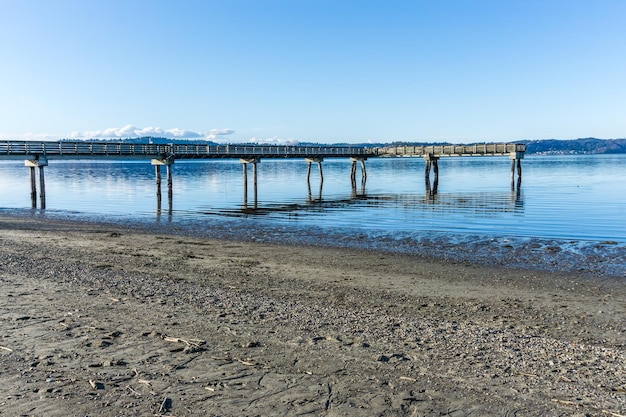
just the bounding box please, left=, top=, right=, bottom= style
left=1, top=0, right=625, bottom=144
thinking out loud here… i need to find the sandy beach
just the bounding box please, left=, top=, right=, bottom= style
left=0, top=215, right=624, bottom=416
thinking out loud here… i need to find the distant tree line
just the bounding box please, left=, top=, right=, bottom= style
left=519, top=138, right=626, bottom=155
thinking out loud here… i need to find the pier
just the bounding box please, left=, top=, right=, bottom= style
left=0, top=141, right=525, bottom=209
left=377, top=143, right=525, bottom=195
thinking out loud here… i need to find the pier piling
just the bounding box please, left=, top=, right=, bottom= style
left=350, top=157, right=367, bottom=186
left=25, top=157, right=48, bottom=209
left=509, top=151, right=524, bottom=188
left=305, top=158, right=324, bottom=184
left=152, top=158, right=174, bottom=213
left=242, top=162, right=248, bottom=206
left=39, top=164, right=46, bottom=209
left=423, top=154, right=439, bottom=197
left=423, top=154, right=439, bottom=180
left=318, top=161, right=323, bottom=183
left=240, top=158, right=260, bottom=208
left=155, top=165, right=162, bottom=210
left=166, top=163, right=173, bottom=211
left=29, top=166, right=36, bottom=208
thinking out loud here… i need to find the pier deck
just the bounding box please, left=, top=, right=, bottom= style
left=0, top=141, right=525, bottom=160
left=0, top=141, right=371, bottom=160
left=377, top=143, right=526, bottom=157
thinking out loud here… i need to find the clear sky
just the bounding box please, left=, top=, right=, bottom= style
left=1, top=0, right=625, bottom=144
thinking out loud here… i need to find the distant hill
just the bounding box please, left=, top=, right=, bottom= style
left=519, top=138, right=626, bottom=155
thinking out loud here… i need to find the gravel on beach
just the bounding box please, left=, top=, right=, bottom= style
left=0, top=215, right=624, bottom=416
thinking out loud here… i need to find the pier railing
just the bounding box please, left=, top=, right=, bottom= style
left=0, top=141, right=527, bottom=160
left=377, top=143, right=526, bottom=157
left=171, top=144, right=372, bottom=159
left=0, top=141, right=372, bottom=160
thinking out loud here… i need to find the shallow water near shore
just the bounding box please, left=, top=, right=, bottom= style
left=1, top=154, right=625, bottom=277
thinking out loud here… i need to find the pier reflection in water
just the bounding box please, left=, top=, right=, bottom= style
left=215, top=182, right=524, bottom=222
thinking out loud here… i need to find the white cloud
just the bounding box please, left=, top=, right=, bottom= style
left=71, top=125, right=199, bottom=139
left=206, top=129, right=235, bottom=140
left=247, top=136, right=300, bottom=145
left=1, top=126, right=239, bottom=142
left=0, top=132, right=59, bottom=141
left=68, top=125, right=230, bottom=140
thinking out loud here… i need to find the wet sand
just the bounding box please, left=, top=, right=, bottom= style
left=0, top=215, right=624, bottom=416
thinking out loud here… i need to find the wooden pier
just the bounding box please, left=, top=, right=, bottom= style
left=0, top=141, right=525, bottom=209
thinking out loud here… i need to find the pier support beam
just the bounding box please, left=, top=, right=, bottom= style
left=29, top=165, right=36, bottom=208
left=509, top=151, right=523, bottom=188
left=240, top=158, right=260, bottom=208
left=423, top=154, right=439, bottom=179
left=152, top=158, right=174, bottom=213
left=25, top=157, right=48, bottom=209
left=423, top=154, right=439, bottom=197
left=350, top=157, right=367, bottom=195
left=305, top=158, right=324, bottom=184
left=349, top=157, right=367, bottom=183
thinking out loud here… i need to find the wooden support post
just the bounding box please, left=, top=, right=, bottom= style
left=25, top=158, right=47, bottom=209
left=305, top=157, right=323, bottom=184
left=350, top=157, right=367, bottom=184
left=360, top=159, right=367, bottom=181
left=306, top=162, right=312, bottom=183
left=38, top=165, right=46, bottom=209
left=510, top=159, right=515, bottom=183
left=509, top=151, right=524, bottom=188
left=423, top=154, right=438, bottom=197
left=242, top=162, right=248, bottom=206
left=166, top=163, right=173, bottom=213
left=29, top=166, right=37, bottom=208
left=240, top=158, right=260, bottom=208
left=155, top=165, right=162, bottom=211
left=252, top=161, right=258, bottom=208
left=423, top=155, right=439, bottom=177
left=152, top=158, right=173, bottom=213
left=350, top=160, right=357, bottom=183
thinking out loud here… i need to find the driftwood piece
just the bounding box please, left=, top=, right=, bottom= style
left=88, top=379, right=104, bottom=390
left=126, top=385, right=141, bottom=397
left=159, top=396, right=172, bottom=413
left=162, top=335, right=206, bottom=353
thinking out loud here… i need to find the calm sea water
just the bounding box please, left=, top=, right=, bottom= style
left=1, top=154, right=625, bottom=275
